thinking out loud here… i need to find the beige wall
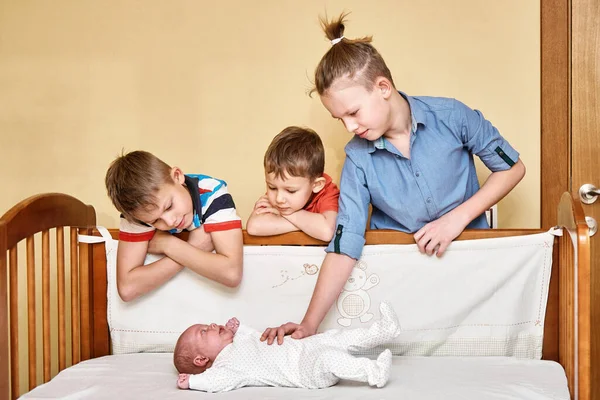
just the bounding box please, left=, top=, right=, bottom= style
left=0, top=0, right=540, bottom=229
left=1, top=0, right=540, bottom=393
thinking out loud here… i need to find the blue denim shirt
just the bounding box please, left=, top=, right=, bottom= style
left=326, top=93, right=520, bottom=259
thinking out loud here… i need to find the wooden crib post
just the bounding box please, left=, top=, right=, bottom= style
left=0, top=224, right=8, bottom=400
left=558, top=191, right=591, bottom=400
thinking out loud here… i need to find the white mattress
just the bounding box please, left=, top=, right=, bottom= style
left=20, top=353, right=570, bottom=400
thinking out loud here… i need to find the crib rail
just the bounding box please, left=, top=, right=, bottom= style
left=0, top=193, right=97, bottom=400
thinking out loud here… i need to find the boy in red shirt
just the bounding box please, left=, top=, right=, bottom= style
left=247, top=126, right=340, bottom=242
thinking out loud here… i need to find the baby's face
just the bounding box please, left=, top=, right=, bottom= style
left=185, top=323, right=235, bottom=360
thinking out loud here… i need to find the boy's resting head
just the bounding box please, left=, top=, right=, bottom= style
left=264, top=126, right=325, bottom=181
left=105, top=150, right=192, bottom=230
left=174, top=319, right=239, bottom=374
left=263, top=126, right=328, bottom=215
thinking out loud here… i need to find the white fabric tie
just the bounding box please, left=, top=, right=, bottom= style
left=331, top=36, right=344, bottom=45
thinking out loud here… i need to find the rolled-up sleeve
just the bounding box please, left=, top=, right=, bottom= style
left=325, top=156, right=370, bottom=259
left=455, top=100, right=520, bottom=172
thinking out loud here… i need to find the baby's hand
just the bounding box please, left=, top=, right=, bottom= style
left=177, top=374, right=190, bottom=390
left=226, top=317, right=240, bottom=334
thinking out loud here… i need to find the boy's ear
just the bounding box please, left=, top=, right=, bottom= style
left=193, top=355, right=210, bottom=367
left=170, top=167, right=186, bottom=185
left=312, top=176, right=326, bottom=193
left=375, top=77, right=393, bottom=100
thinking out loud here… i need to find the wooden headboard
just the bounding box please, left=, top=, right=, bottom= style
left=0, top=192, right=591, bottom=400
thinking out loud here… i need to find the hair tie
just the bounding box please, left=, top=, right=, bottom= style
left=331, top=36, right=344, bottom=45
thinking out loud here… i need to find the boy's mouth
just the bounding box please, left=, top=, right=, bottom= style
left=176, top=217, right=186, bottom=230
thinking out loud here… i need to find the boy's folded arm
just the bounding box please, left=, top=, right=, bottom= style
left=116, top=239, right=184, bottom=302
left=246, top=212, right=299, bottom=236
left=283, top=210, right=338, bottom=242
left=187, top=226, right=215, bottom=252
left=163, top=228, right=244, bottom=288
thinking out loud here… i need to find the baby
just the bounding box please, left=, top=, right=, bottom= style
left=174, top=302, right=400, bottom=392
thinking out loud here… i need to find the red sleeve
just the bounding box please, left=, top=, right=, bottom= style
left=118, top=216, right=156, bottom=242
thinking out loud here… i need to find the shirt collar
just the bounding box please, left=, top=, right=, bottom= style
left=184, top=175, right=202, bottom=222
left=167, top=175, right=202, bottom=234
left=368, top=91, right=426, bottom=153
left=400, top=91, right=426, bottom=130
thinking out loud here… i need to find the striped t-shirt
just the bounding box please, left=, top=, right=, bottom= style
left=119, top=174, right=242, bottom=243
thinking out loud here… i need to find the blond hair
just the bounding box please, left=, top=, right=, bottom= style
left=105, top=150, right=173, bottom=221
left=312, top=12, right=395, bottom=96
left=264, top=126, right=325, bottom=180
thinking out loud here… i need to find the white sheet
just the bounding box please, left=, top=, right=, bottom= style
left=100, top=232, right=555, bottom=358
left=20, top=353, right=569, bottom=400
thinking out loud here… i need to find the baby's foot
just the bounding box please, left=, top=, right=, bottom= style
left=379, top=301, right=401, bottom=337
left=347, top=303, right=401, bottom=354
left=177, top=374, right=190, bottom=390
left=374, top=349, right=392, bottom=388
left=226, top=317, right=240, bottom=334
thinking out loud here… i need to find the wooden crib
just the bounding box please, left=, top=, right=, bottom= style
left=0, top=192, right=591, bottom=399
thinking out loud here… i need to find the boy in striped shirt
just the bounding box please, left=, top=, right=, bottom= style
left=105, top=150, right=243, bottom=302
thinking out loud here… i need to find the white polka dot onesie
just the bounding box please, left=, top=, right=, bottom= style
left=188, top=301, right=400, bottom=392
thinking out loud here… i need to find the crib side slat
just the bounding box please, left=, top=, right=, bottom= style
left=70, top=228, right=80, bottom=365
left=26, top=237, right=36, bottom=390
left=42, top=230, right=51, bottom=382
left=79, top=228, right=91, bottom=361
left=56, top=227, right=66, bottom=372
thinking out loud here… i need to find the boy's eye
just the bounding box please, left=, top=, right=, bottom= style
left=287, top=190, right=297, bottom=194
left=166, top=203, right=172, bottom=210
left=267, top=186, right=276, bottom=191
left=349, top=110, right=358, bottom=116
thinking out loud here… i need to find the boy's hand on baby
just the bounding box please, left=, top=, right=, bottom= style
left=226, top=317, right=240, bottom=334
left=414, top=212, right=466, bottom=257
left=147, top=231, right=174, bottom=255
left=260, top=322, right=316, bottom=345
left=177, top=374, right=190, bottom=389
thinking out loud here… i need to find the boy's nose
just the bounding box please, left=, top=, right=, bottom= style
left=276, top=193, right=286, bottom=204
left=164, top=212, right=177, bottom=227
left=209, top=323, right=217, bottom=330
left=343, top=118, right=358, bottom=133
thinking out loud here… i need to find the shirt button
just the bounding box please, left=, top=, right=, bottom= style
left=415, top=172, right=420, bottom=177
left=427, top=198, right=432, bottom=203
left=337, top=229, right=342, bottom=234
